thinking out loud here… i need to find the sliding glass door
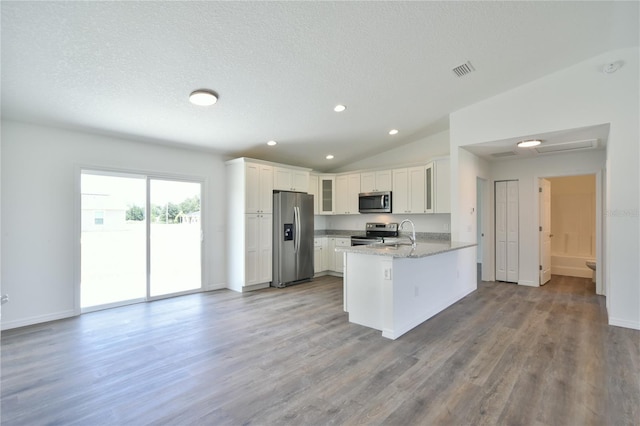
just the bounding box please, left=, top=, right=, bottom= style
left=149, top=179, right=202, bottom=297
left=81, top=172, right=147, bottom=309
left=81, top=171, right=202, bottom=311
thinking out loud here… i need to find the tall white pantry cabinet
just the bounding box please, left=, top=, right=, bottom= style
left=226, top=158, right=275, bottom=292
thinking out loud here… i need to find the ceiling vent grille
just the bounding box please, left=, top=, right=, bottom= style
left=452, top=61, right=475, bottom=77
left=491, top=151, right=517, bottom=158
left=535, top=139, right=599, bottom=154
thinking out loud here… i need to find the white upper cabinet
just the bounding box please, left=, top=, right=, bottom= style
left=360, top=170, right=392, bottom=193
left=425, top=159, right=450, bottom=214
left=319, top=175, right=335, bottom=215
left=308, top=174, right=319, bottom=215
left=335, top=173, right=361, bottom=215
left=274, top=166, right=309, bottom=192
left=392, top=167, right=425, bottom=214
left=245, top=162, right=273, bottom=213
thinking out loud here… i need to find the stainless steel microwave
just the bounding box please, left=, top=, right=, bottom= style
left=358, top=191, right=392, bottom=213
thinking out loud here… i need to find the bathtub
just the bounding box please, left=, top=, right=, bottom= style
left=551, top=254, right=595, bottom=279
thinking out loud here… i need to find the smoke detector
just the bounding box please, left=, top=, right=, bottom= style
left=602, top=62, right=621, bottom=74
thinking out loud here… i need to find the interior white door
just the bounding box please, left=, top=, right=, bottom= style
left=539, top=179, right=552, bottom=285
left=495, top=180, right=519, bottom=283
left=506, top=181, right=519, bottom=282
left=495, top=181, right=507, bottom=281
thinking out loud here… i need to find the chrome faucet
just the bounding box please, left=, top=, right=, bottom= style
left=399, top=219, right=417, bottom=247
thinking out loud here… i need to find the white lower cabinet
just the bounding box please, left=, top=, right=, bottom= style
left=334, top=238, right=350, bottom=273
left=245, top=214, right=272, bottom=286
left=314, top=236, right=349, bottom=275
left=314, top=238, right=324, bottom=274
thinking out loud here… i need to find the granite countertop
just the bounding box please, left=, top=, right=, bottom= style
left=334, top=240, right=476, bottom=259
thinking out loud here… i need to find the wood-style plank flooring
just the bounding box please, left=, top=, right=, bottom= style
left=2, top=275, right=639, bottom=425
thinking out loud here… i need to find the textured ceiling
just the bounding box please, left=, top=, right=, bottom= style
left=1, top=1, right=638, bottom=171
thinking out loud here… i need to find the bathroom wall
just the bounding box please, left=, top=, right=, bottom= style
left=549, top=175, right=596, bottom=277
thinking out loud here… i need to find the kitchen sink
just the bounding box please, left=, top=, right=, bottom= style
left=377, top=240, right=415, bottom=248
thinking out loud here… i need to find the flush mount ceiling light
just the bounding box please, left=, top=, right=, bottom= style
left=267, top=140, right=277, bottom=146
left=389, top=129, right=399, bottom=135
left=189, top=89, right=218, bottom=106
left=334, top=104, right=346, bottom=112
left=517, top=139, right=542, bottom=148
left=326, top=154, right=334, bottom=160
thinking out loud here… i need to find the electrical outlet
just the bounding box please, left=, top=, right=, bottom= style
left=384, top=268, right=392, bottom=280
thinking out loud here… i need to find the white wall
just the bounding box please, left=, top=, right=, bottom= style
left=326, top=213, right=450, bottom=234
left=450, top=47, right=639, bottom=329
left=489, top=150, right=606, bottom=286
left=330, top=130, right=450, bottom=172
left=1, top=120, right=227, bottom=329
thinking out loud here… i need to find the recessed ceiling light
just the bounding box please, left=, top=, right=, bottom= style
left=334, top=104, right=346, bottom=112
left=189, top=89, right=218, bottom=106
left=326, top=154, right=334, bottom=160
left=267, top=140, right=277, bottom=146
left=517, top=139, right=542, bottom=148
left=389, top=129, right=399, bottom=135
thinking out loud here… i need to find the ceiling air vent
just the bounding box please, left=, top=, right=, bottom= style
left=535, top=139, right=599, bottom=154
left=452, top=61, right=475, bottom=77
left=491, top=151, right=517, bottom=158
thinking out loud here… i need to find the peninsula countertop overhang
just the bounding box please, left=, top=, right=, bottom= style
left=335, top=240, right=477, bottom=259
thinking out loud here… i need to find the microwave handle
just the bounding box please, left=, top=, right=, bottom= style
left=381, top=195, right=385, bottom=208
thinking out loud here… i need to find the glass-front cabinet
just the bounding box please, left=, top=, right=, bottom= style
left=319, top=176, right=335, bottom=215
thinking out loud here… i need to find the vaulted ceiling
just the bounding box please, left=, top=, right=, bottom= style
left=2, top=1, right=638, bottom=171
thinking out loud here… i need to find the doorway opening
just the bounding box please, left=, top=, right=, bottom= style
left=538, top=174, right=600, bottom=294
left=476, top=177, right=490, bottom=282
left=80, top=170, right=203, bottom=312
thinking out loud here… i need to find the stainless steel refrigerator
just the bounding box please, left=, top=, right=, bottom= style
left=272, top=191, right=314, bottom=287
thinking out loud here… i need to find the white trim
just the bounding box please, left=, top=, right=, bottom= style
left=595, top=169, right=604, bottom=296
left=82, top=298, right=146, bottom=314
left=1, top=309, right=76, bottom=331
left=205, top=282, right=227, bottom=291
left=518, top=280, right=538, bottom=287
left=609, top=317, right=640, bottom=330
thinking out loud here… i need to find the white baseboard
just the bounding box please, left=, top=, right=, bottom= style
left=518, top=280, right=538, bottom=287
left=205, top=282, right=227, bottom=291
left=609, top=317, right=640, bottom=330
left=1, top=309, right=76, bottom=331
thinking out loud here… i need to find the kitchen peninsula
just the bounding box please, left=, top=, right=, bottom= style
left=336, top=241, right=477, bottom=340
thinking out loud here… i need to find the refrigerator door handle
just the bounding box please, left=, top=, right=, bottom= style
left=298, top=206, right=302, bottom=253
left=293, top=206, right=299, bottom=253
left=297, top=206, right=302, bottom=253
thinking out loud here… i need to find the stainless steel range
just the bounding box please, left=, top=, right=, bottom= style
left=350, top=222, right=399, bottom=246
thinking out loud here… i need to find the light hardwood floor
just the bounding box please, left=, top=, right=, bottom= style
left=2, top=275, right=639, bottom=425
